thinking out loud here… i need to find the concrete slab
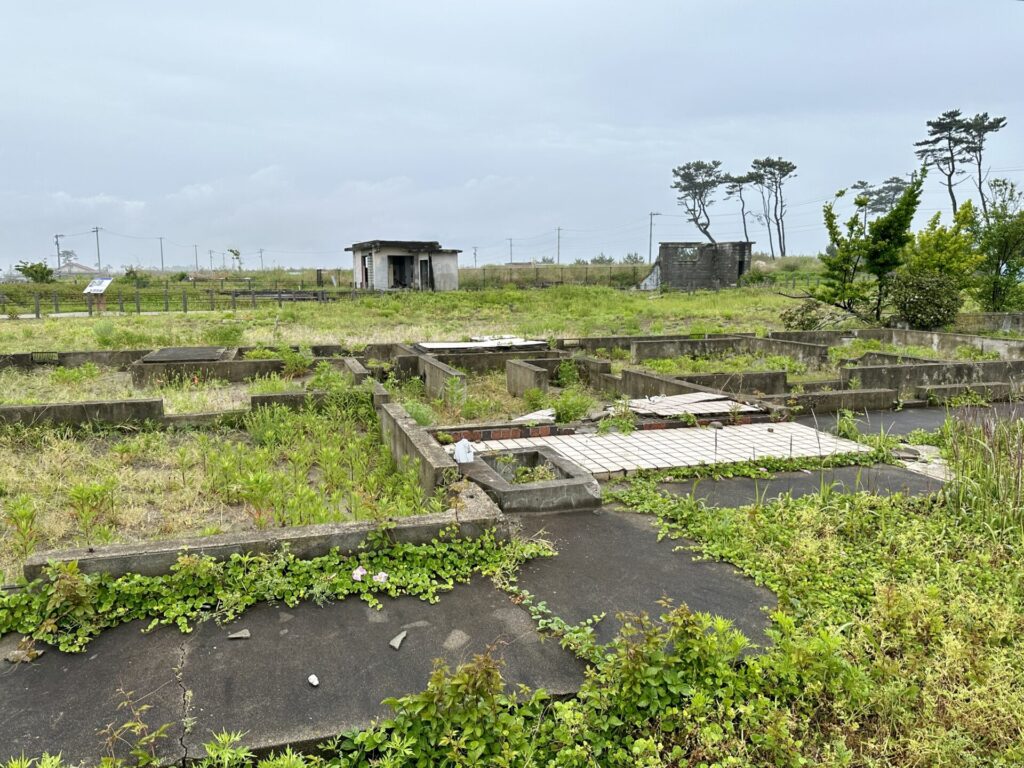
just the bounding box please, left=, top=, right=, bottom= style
left=181, top=580, right=583, bottom=754
left=514, top=509, right=776, bottom=647
left=657, top=465, right=942, bottom=509
left=0, top=622, right=187, bottom=764
left=796, top=403, right=1024, bottom=436
left=0, top=580, right=584, bottom=762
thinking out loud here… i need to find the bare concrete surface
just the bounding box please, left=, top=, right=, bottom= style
left=514, top=509, right=776, bottom=646
left=180, top=581, right=584, bottom=756
left=0, top=580, right=583, bottom=764
left=797, top=404, right=1024, bottom=436
left=0, top=621, right=188, bottom=764
left=659, top=465, right=942, bottom=508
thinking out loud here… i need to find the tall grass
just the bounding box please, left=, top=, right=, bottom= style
left=943, top=416, right=1024, bottom=537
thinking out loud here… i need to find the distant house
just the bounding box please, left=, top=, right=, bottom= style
left=55, top=260, right=99, bottom=278
left=638, top=241, right=753, bottom=291
left=346, top=240, right=460, bottom=291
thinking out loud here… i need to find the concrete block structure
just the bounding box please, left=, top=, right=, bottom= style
left=639, top=241, right=753, bottom=291
left=347, top=240, right=461, bottom=291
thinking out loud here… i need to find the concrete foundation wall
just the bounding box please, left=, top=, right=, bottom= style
left=630, top=337, right=744, bottom=362
left=431, top=349, right=565, bottom=375
left=844, top=359, right=1024, bottom=394
left=24, top=484, right=506, bottom=580
left=679, top=370, right=789, bottom=395
left=130, top=359, right=283, bottom=385
left=761, top=389, right=899, bottom=413
left=1, top=349, right=152, bottom=370
left=379, top=401, right=458, bottom=492
left=0, top=398, right=164, bottom=426
left=418, top=355, right=467, bottom=400
left=506, top=359, right=550, bottom=397
left=958, top=313, right=1024, bottom=334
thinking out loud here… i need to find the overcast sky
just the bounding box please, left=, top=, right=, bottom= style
left=1, top=1, right=1022, bottom=272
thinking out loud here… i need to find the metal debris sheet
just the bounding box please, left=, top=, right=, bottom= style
left=627, top=393, right=762, bottom=417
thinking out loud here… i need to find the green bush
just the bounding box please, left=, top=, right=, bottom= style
left=891, top=269, right=963, bottom=329
left=403, top=400, right=436, bottom=426
left=739, top=270, right=775, bottom=286
left=552, top=387, right=595, bottom=423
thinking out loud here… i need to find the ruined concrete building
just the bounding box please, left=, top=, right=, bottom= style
left=347, top=240, right=461, bottom=291
left=639, top=241, right=753, bottom=291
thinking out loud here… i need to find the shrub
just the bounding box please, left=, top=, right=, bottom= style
left=555, top=360, right=580, bottom=387
left=891, top=269, right=962, bottom=330
left=522, top=387, right=549, bottom=411
left=739, top=270, right=775, bottom=286
left=780, top=299, right=831, bottom=331
left=552, top=387, right=595, bottom=423
left=403, top=400, right=435, bottom=426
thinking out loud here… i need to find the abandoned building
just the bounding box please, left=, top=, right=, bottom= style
left=347, top=240, right=461, bottom=291
left=638, top=241, right=752, bottom=291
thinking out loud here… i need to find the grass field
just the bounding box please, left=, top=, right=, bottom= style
left=0, top=379, right=443, bottom=582
left=0, top=286, right=801, bottom=353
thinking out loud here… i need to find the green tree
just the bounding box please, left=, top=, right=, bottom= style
left=915, top=109, right=970, bottom=217
left=974, top=179, right=1024, bottom=311
left=900, top=202, right=980, bottom=291
left=962, top=112, right=1008, bottom=221
left=817, top=172, right=925, bottom=321
left=670, top=160, right=724, bottom=243
left=621, top=252, right=644, bottom=264
left=751, top=157, right=797, bottom=256
left=14, top=261, right=55, bottom=283
left=590, top=253, right=615, bottom=265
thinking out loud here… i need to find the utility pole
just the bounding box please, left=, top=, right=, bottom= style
left=158, top=236, right=165, bottom=273
left=259, top=248, right=265, bottom=271
left=508, top=238, right=513, bottom=265
left=221, top=252, right=226, bottom=270
left=193, top=244, right=199, bottom=272
left=54, top=233, right=64, bottom=270
left=92, top=227, right=102, bottom=272
left=208, top=250, right=214, bottom=270
left=472, top=246, right=478, bottom=268
left=556, top=227, right=561, bottom=264
left=648, top=212, right=661, bottom=264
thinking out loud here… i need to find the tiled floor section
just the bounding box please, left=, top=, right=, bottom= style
left=459, top=422, right=870, bottom=477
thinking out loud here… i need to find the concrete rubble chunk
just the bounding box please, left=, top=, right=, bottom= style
left=307, top=674, right=320, bottom=687
left=389, top=630, right=408, bottom=650
left=228, top=629, right=251, bottom=640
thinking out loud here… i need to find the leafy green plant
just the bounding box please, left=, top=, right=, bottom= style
left=522, top=387, right=550, bottom=412
left=67, top=480, right=116, bottom=541
left=0, top=529, right=551, bottom=652
left=555, top=359, right=580, bottom=387
left=278, top=346, right=314, bottom=378
left=402, top=400, right=435, bottom=426
left=512, top=463, right=557, bottom=484
left=597, top=398, right=636, bottom=434
left=2, top=494, right=39, bottom=559
left=551, top=387, right=595, bottom=424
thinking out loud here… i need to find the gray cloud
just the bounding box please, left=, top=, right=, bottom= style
left=1, top=0, right=1022, bottom=271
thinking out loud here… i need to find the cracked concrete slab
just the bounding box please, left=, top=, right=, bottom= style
left=0, top=622, right=188, bottom=765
